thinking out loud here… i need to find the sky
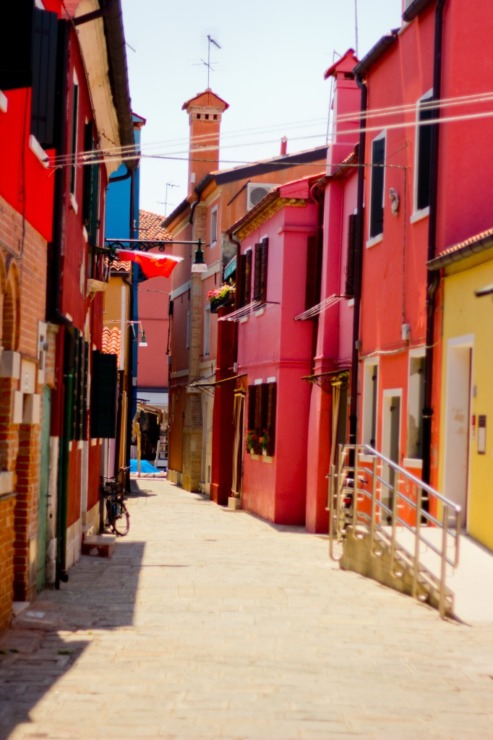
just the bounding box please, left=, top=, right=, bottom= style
left=120, top=0, right=403, bottom=217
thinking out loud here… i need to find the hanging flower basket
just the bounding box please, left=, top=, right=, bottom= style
left=208, top=284, right=235, bottom=313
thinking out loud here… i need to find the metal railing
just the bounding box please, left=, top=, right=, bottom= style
left=328, top=444, right=462, bottom=618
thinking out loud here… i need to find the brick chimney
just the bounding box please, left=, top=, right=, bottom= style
left=182, top=89, right=229, bottom=196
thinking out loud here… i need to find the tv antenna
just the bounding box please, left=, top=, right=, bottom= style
left=201, top=34, right=221, bottom=88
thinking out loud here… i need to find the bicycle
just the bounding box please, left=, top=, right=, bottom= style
left=101, top=466, right=130, bottom=537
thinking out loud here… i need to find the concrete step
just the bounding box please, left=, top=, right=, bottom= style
left=81, top=534, right=116, bottom=558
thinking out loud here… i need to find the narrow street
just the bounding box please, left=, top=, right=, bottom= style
left=1, top=478, right=492, bottom=739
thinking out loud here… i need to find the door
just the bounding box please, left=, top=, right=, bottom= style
left=36, top=387, right=51, bottom=592
left=382, top=390, right=401, bottom=521
left=443, top=341, right=472, bottom=524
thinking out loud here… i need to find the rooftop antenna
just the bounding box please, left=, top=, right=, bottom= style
left=164, top=183, right=179, bottom=216
left=354, top=0, right=359, bottom=56
left=201, top=34, right=221, bottom=88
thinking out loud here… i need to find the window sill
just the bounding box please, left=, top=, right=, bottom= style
left=262, top=454, right=273, bottom=463
left=366, top=233, right=383, bottom=249
left=0, top=90, right=7, bottom=113
left=70, top=193, right=79, bottom=214
left=410, top=207, right=429, bottom=224
left=29, top=135, right=49, bottom=168
left=254, top=307, right=265, bottom=317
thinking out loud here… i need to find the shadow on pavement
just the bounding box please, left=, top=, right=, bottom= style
left=0, top=540, right=145, bottom=737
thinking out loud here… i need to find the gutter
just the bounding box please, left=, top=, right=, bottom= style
left=353, top=30, right=399, bottom=77
left=422, top=0, right=447, bottom=487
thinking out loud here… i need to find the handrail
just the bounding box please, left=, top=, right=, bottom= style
left=328, top=443, right=462, bottom=618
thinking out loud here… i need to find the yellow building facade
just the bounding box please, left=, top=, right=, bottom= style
left=434, top=234, right=493, bottom=551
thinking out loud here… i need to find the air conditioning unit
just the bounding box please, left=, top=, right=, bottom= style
left=246, top=182, right=278, bottom=211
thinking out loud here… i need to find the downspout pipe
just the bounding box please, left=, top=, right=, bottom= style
left=422, top=0, right=447, bottom=486
left=348, top=73, right=368, bottom=448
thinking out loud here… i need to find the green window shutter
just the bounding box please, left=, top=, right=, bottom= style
left=83, top=122, right=100, bottom=246
left=91, top=351, right=117, bottom=439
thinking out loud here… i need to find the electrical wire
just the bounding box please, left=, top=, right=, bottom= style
left=45, top=93, right=493, bottom=170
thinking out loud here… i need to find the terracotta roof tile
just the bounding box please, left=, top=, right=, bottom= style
left=102, top=326, right=121, bottom=356
left=139, top=210, right=173, bottom=241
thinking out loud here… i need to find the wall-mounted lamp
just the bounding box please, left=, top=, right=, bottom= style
left=139, top=330, right=148, bottom=348
left=191, top=239, right=207, bottom=274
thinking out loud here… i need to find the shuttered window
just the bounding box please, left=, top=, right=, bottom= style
left=91, top=351, right=117, bottom=439
left=369, top=135, right=385, bottom=239
left=253, top=238, right=268, bottom=303
left=70, top=81, right=79, bottom=196
left=82, top=122, right=100, bottom=245
left=236, top=248, right=252, bottom=308
left=345, top=214, right=357, bottom=297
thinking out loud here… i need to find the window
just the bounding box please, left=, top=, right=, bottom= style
left=305, top=233, right=322, bottom=310
left=363, top=361, right=379, bottom=447
left=70, top=76, right=79, bottom=197
left=369, top=133, right=385, bottom=240
left=415, top=92, right=434, bottom=214
left=83, top=122, right=100, bottom=245
left=253, top=237, right=269, bottom=303
left=246, top=381, right=277, bottom=455
left=345, top=213, right=357, bottom=297
left=203, top=303, right=211, bottom=357
left=407, top=352, right=425, bottom=459
left=210, top=206, right=218, bottom=246
left=236, top=247, right=252, bottom=308
left=90, top=350, right=117, bottom=439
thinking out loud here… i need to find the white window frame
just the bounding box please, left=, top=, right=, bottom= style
left=405, top=348, right=426, bottom=465
left=362, top=358, right=379, bottom=448
left=70, top=70, right=80, bottom=209
left=367, top=131, right=386, bottom=247
left=411, top=89, right=433, bottom=223
left=210, top=206, right=218, bottom=247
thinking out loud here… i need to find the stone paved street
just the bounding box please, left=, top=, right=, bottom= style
left=1, top=477, right=493, bottom=739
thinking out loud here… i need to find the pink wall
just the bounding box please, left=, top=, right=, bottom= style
left=138, top=276, right=171, bottom=388
left=238, top=192, right=318, bottom=525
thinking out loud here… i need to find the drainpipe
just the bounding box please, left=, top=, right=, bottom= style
left=348, top=73, right=368, bottom=448
left=422, top=0, right=447, bottom=486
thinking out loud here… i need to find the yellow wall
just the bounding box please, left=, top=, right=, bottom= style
left=440, top=256, right=493, bottom=551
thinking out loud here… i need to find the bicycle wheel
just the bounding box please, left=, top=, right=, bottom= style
left=111, top=499, right=130, bottom=536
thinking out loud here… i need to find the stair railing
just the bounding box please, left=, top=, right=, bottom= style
left=328, top=444, right=462, bottom=618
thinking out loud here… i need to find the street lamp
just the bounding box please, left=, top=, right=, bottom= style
left=191, top=239, right=207, bottom=273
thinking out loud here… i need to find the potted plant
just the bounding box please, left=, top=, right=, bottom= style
left=246, top=430, right=258, bottom=454
left=208, top=283, right=235, bottom=313
left=258, top=429, right=270, bottom=456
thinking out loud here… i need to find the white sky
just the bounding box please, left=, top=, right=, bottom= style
left=120, top=0, right=403, bottom=216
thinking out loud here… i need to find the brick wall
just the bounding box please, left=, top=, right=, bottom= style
left=0, top=197, right=48, bottom=624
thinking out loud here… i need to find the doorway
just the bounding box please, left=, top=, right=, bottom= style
left=443, top=339, right=472, bottom=525
left=382, top=390, right=402, bottom=520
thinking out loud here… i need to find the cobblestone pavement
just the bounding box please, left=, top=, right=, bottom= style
left=1, top=478, right=493, bottom=739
